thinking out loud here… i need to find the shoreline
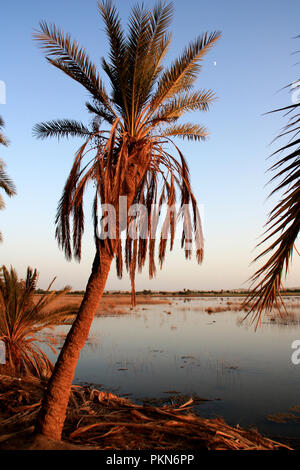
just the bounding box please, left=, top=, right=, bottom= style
left=0, top=374, right=294, bottom=451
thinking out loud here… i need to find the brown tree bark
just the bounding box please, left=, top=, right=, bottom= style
left=35, top=169, right=143, bottom=440
left=130, top=238, right=138, bottom=307
left=130, top=274, right=136, bottom=307
left=35, top=245, right=114, bottom=440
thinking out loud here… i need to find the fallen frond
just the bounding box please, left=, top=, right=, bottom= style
left=0, top=374, right=293, bottom=450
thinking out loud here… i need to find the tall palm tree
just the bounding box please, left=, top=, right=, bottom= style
left=0, top=117, right=16, bottom=241
left=245, top=43, right=300, bottom=328
left=33, top=0, right=220, bottom=440
left=0, top=265, right=77, bottom=378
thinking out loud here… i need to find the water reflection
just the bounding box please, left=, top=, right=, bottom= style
left=39, top=296, right=300, bottom=439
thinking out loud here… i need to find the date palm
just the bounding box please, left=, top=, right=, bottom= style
left=0, top=117, right=17, bottom=241
left=245, top=47, right=300, bottom=328
left=33, top=0, right=220, bottom=440
left=0, top=265, right=77, bottom=378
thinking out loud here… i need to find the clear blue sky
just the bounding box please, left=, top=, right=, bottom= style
left=1, top=0, right=299, bottom=291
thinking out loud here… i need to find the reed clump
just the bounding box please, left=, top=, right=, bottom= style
left=205, top=304, right=248, bottom=314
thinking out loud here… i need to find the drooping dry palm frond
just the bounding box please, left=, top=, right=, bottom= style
left=0, top=266, right=77, bottom=378
left=33, top=0, right=220, bottom=303
left=245, top=46, right=300, bottom=327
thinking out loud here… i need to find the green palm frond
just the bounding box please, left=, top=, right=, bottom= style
left=149, top=0, right=174, bottom=51
left=98, top=0, right=128, bottom=117
left=0, top=265, right=77, bottom=378
left=33, top=21, right=114, bottom=115
left=85, top=100, right=115, bottom=125
left=245, top=92, right=300, bottom=327
left=126, top=3, right=152, bottom=129
left=0, top=161, right=17, bottom=198
left=151, top=31, right=221, bottom=111
left=33, top=119, right=91, bottom=140
left=137, top=1, right=173, bottom=101
left=0, top=117, right=16, bottom=241
left=125, top=2, right=174, bottom=122
left=98, top=0, right=127, bottom=72
left=0, top=132, right=9, bottom=147
left=160, top=122, right=209, bottom=140
left=150, top=90, right=216, bottom=125
left=0, top=117, right=9, bottom=147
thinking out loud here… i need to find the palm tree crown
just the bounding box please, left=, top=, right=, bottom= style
left=33, top=0, right=220, bottom=298
left=32, top=0, right=221, bottom=440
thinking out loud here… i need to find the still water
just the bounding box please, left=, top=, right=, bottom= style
left=41, top=297, right=300, bottom=440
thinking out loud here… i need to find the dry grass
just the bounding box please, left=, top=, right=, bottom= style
left=0, top=374, right=292, bottom=450
left=264, top=310, right=300, bottom=326
left=205, top=303, right=249, bottom=314
left=34, top=294, right=170, bottom=317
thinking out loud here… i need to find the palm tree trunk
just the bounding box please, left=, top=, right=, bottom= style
left=130, top=274, right=136, bottom=307
left=35, top=173, right=141, bottom=441
left=130, top=238, right=138, bottom=307
left=35, top=245, right=114, bottom=440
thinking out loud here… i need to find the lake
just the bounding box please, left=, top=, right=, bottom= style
left=40, top=296, right=300, bottom=441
